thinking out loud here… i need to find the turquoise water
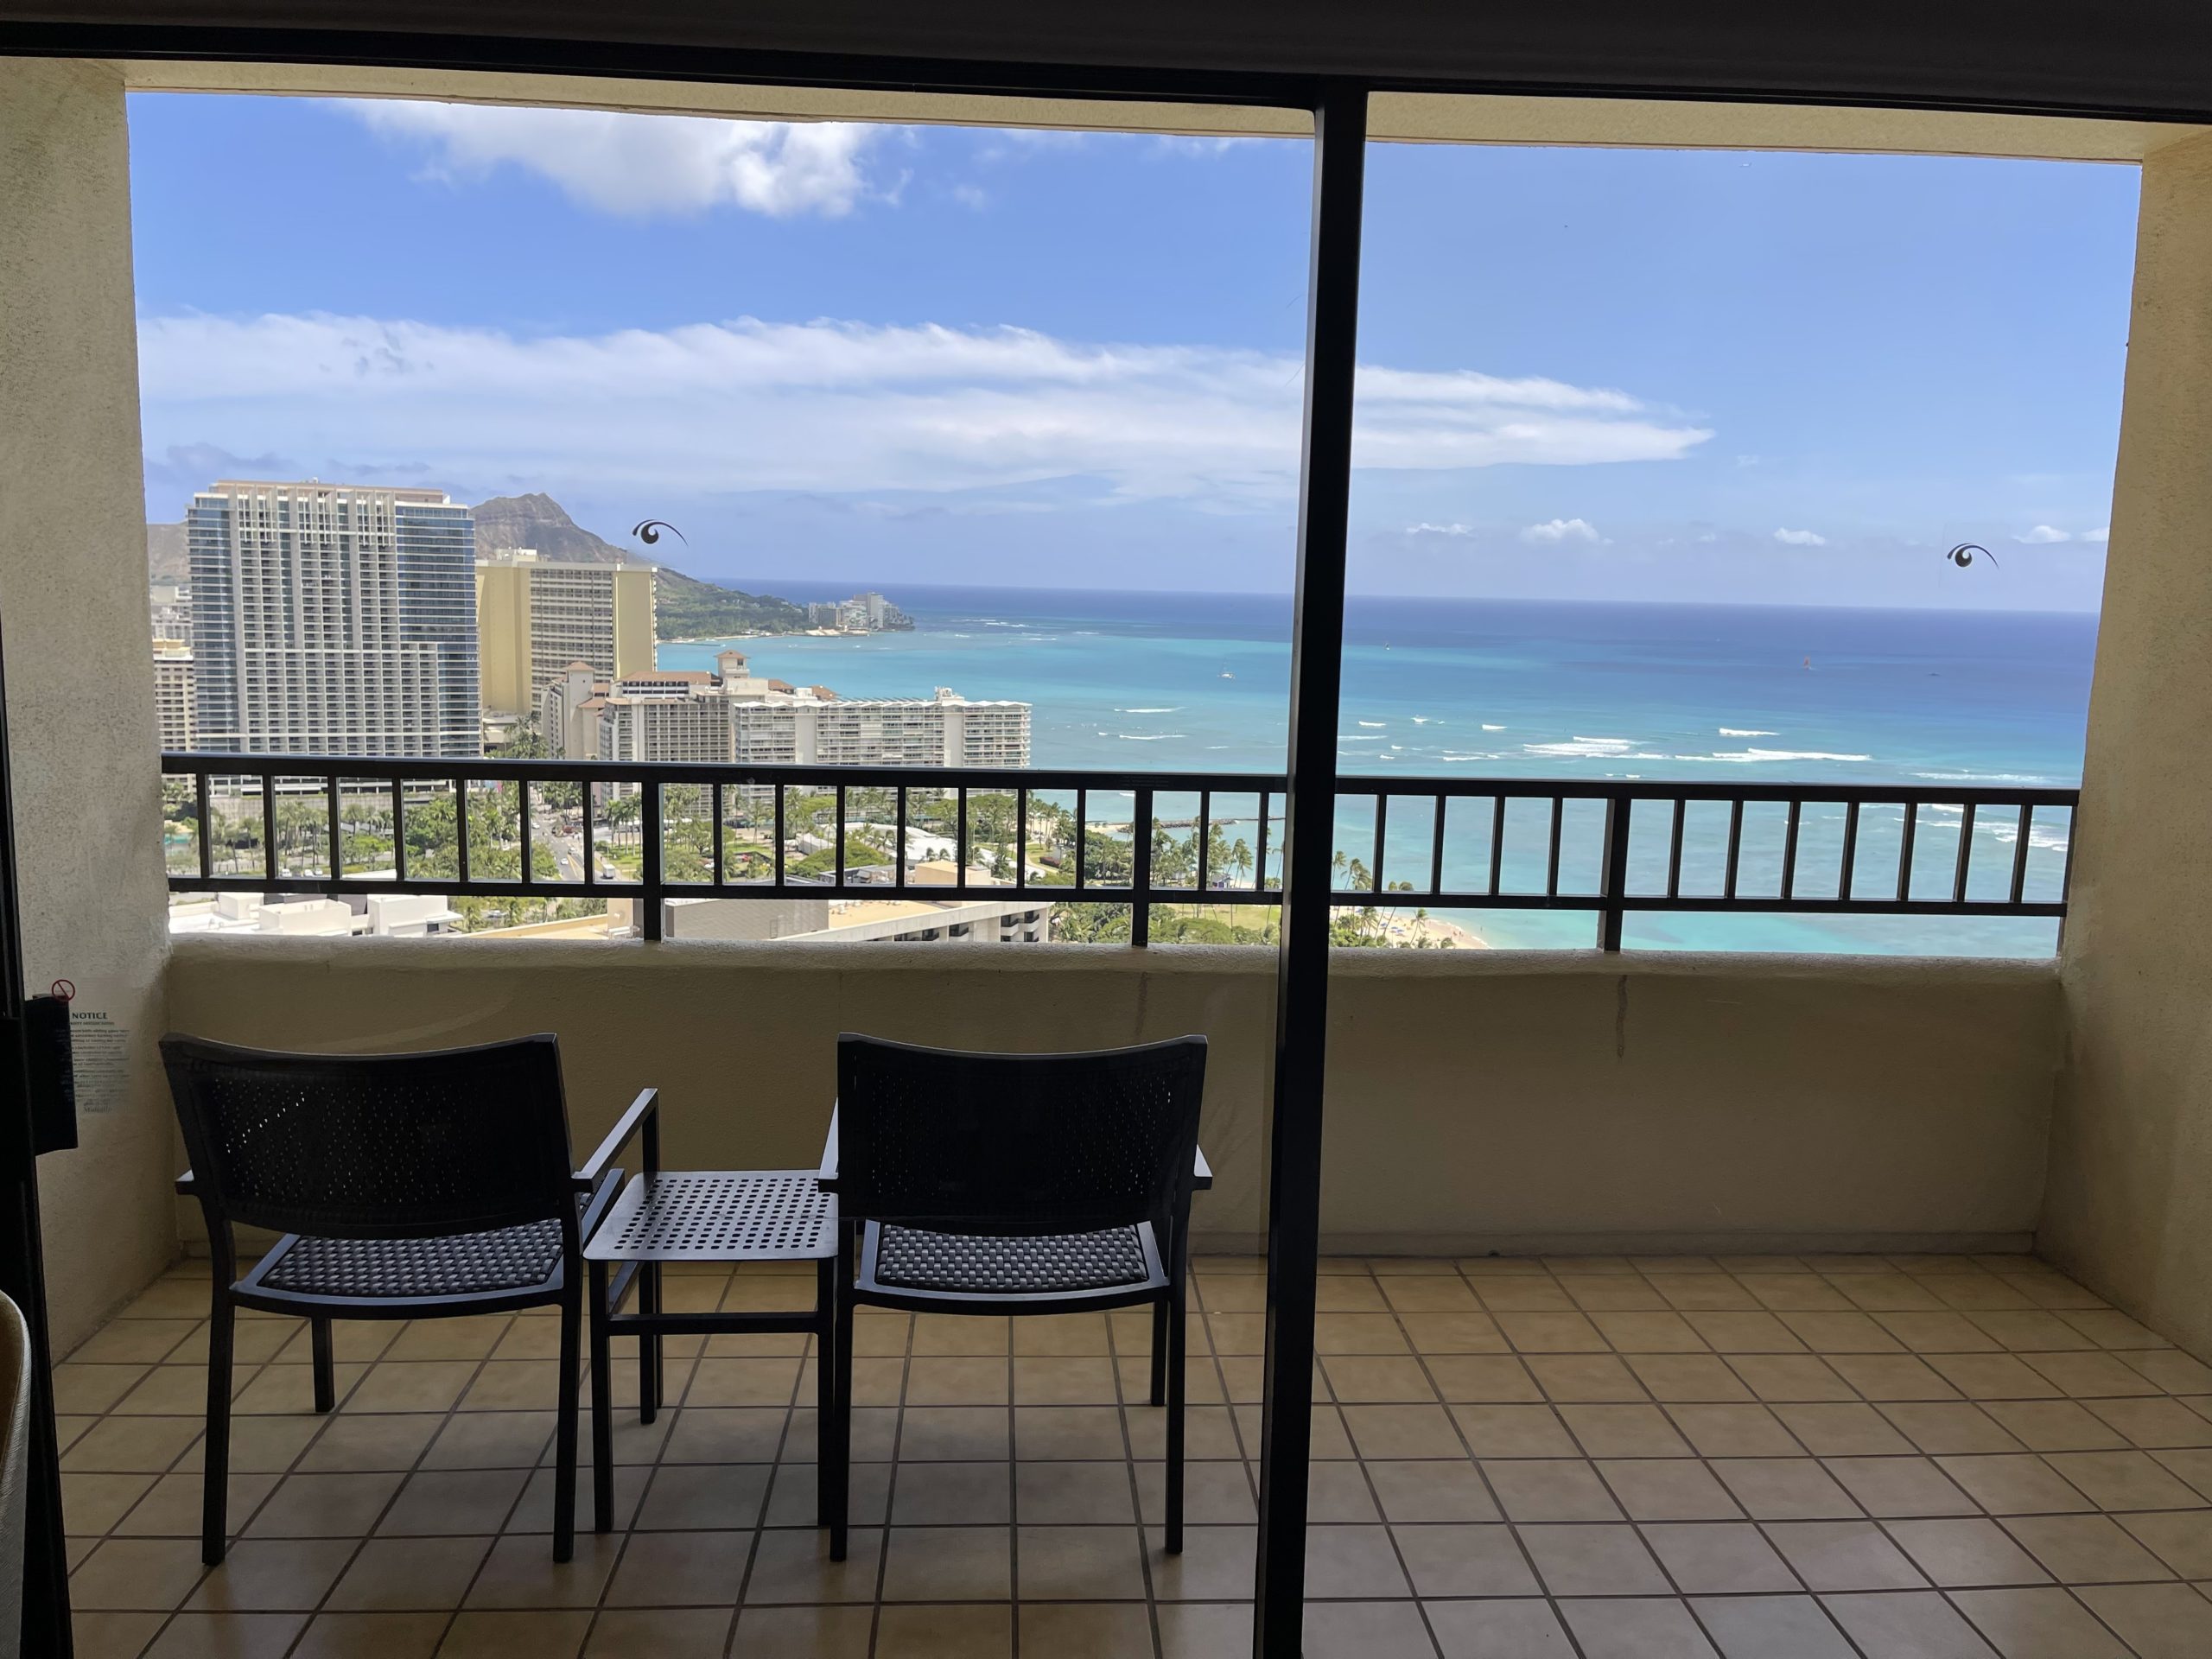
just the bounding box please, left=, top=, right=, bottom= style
left=660, top=589, right=2095, bottom=956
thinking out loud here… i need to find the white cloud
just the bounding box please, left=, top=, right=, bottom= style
left=342, top=100, right=879, bottom=219
left=1773, top=527, right=1828, bottom=546
left=2083, top=526, right=2110, bottom=543
left=1520, top=518, right=1601, bottom=544
left=1405, top=522, right=1478, bottom=538
left=138, top=312, right=1713, bottom=504
left=2015, top=524, right=2073, bottom=543
left=1148, top=134, right=1260, bottom=157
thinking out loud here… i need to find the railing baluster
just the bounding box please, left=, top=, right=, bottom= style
left=451, top=775, right=467, bottom=887
left=1667, top=798, right=1685, bottom=899
left=1839, top=801, right=1859, bottom=902
left=1599, top=792, right=1630, bottom=950
left=391, top=779, right=407, bottom=886
left=1371, top=793, right=1387, bottom=895
left=1198, top=790, right=1211, bottom=896
left=260, top=777, right=278, bottom=886
left=895, top=785, right=909, bottom=891
left=2010, top=804, right=2032, bottom=905
left=1953, top=802, right=1977, bottom=902
left=1897, top=802, right=1917, bottom=902
left=711, top=782, right=724, bottom=887
left=1488, top=796, right=1505, bottom=896
left=1545, top=795, right=1563, bottom=897
left=197, top=770, right=213, bottom=882
left=1016, top=788, right=1029, bottom=891
left=1724, top=799, right=1742, bottom=899
left=1132, top=785, right=1154, bottom=946
left=1075, top=788, right=1087, bottom=892
left=1428, top=794, right=1446, bottom=898
left=519, top=778, right=534, bottom=889
left=1780, top=799, right=1801, bottom=900
left=835, top=783, right=848, bottom=889
left=188, top=774, right=210, bottom=889
left=640, top=783, right=664, bottom=939
left=1255, top=791, right=1271, bottom=899
left=325, top=776, right=340, bottom=882
left=773, top=785, right=785, bottom=889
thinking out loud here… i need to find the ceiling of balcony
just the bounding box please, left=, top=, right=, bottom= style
left=6, top=0, right=2212, bottom=125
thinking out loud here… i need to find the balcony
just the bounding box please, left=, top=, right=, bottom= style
left=12, top=29, right=2212, bottom=1659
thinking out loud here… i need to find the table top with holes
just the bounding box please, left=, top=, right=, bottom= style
left=582, top=1170, right=839, bottom=1262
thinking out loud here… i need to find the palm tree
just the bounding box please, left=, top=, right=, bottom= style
left=603, top=791, right=642, bottom=845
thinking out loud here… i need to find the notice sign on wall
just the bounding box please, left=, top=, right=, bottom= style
left=70, top=1005, right=129, bottom=1116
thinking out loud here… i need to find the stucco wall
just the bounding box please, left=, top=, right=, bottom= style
left=0, top=58, right=180, bottom=1351
left=165, top=939, right=2062, bottom=1254
left=2045, top=130, right=2212, bottom=1355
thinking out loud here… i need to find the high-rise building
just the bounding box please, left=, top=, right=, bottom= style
left=475, top=550, right=655, bottom=728
left=150, top=580, right=191, bottom=644
left=542, top=650, right=1029, bottom=769
left=188, top=480, right=480, bottom=758
left=835, top=590, right=912, bottom=632
left=152, top=640, right=194, bottom=751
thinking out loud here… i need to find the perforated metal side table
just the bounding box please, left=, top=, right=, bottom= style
left=582, top=1167, right=839, bottom=1536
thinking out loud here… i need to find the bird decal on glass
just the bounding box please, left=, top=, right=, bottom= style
left=630, top=519, right=687, bottom=548
left=1944, top=543, right=1998, bottom=570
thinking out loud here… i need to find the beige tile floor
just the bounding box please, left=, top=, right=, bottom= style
left=51, top=1251, right=2212, bottom=1658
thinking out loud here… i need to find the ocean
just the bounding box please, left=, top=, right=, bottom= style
left=659, top=589, right=2097, bottom=957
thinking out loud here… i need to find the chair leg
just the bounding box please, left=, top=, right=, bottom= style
left=638, top=1262, right=663, bottom=1424
left=309, top=1316, right=336, bottom=1414
left=828, top=1231, right=854, bottom=1562
left=814, top=1257, right=835, bottom=1529
left=1166, top=1278, right=1187, bottom=1554
left=1148, top=1299, right=1169, bottom=1408
left=588, top=1260, right=614, bottom=1535
left=201, top=1294, right=235, bottom=1566
left=554, top=1278, right=582, bottom=1563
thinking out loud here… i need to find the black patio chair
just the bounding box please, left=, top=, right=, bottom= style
left=162, top=1033, right=652, bottom=1567
left=819, top=1033, right=1211, bottom=1560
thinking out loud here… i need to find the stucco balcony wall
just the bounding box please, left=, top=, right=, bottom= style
left=162, top=938, right=2063, bottom=1257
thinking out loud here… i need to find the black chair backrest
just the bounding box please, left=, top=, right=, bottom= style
left=836, top=1033, right=1206, bottom=1234
left=161, top=1033, right=575, bottom=1241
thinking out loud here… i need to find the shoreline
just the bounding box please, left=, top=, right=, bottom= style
left=1327, top=911, right=1486, bottom=946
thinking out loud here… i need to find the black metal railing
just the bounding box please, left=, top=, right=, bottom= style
left=160, top=753, right=2077, bottom=949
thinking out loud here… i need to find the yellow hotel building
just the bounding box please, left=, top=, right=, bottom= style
left=476, top=550, right=656, bottom=727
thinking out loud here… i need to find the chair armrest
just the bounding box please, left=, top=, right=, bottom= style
left=816, top=1103, right=839, bottom=1191
left=574, top=1088, right=658, bottom=1192
left=175, top=1168, right=197, bottom=1197
left=1192, top=1144, right=1212, bottom=1192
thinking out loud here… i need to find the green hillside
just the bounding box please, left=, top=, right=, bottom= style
left=472, top=493, right=807, bottom=640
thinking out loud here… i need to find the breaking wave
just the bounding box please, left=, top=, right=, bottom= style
left=1675, top=747, right=1872, bottom=765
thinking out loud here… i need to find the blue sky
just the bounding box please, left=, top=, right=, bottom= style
left=129, top=94, right=2138, bottom=609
